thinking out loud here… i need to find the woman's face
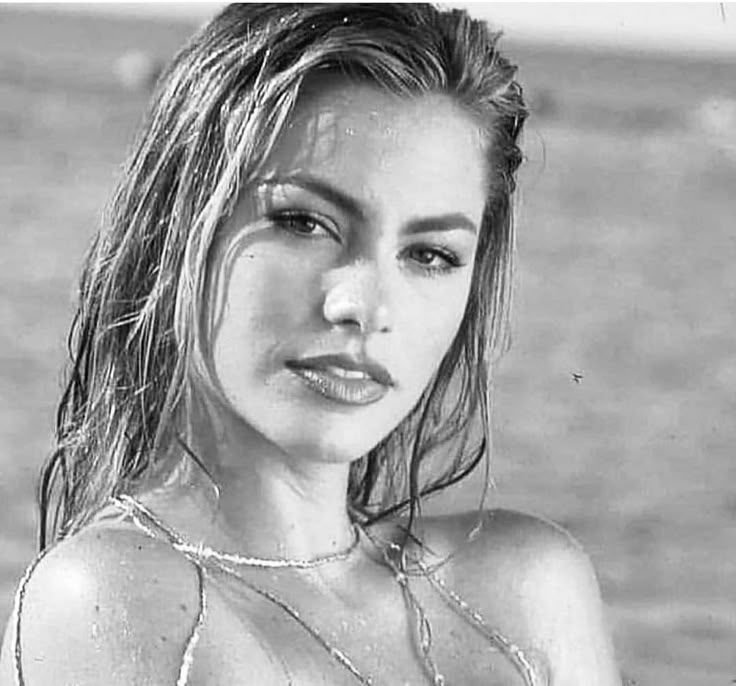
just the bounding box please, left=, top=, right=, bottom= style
left=205, top=77, right=487, bottom=465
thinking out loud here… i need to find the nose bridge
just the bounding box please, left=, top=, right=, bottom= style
left=322, top=255, right=392, bottom=332
left=345, top=256, right=380, bottom=297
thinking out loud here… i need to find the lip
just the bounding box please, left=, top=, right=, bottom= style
left=286, top=354, right=394, bottom=406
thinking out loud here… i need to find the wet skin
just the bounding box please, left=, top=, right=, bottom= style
left=205, top=76, right=487, bottom=468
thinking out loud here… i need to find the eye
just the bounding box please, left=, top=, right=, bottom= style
left=403, top=244, right=463, bottom=274
left=270, top=211, right=337, bottom=240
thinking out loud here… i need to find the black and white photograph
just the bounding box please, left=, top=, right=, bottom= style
left=0, top=3, right=734, bottom=685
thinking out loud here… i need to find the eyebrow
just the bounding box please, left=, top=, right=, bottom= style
left=258, top=174, right=478, bottom=235
left=403, top=214, right=478, bottom=236
left=258, top=174, right=367, bottom=222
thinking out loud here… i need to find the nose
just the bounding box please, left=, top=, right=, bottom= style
left=322, top=261, right=392, bottom=334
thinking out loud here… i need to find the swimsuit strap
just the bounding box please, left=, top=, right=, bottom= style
left=109, top=495, right=207, bottom=686
left=420, top=561, right=634, bottom=686
left=177, top=563, right=206, bottom=686
left=10, top=500, right=206, bottom=686
left=418, top=562, right=544, bottom=686
left=362, top=525, right=545, bottom=686
left=100, top=498, right=631, bottom=686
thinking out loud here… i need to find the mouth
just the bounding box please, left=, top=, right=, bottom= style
left=285, top=354, right=394, bottom=406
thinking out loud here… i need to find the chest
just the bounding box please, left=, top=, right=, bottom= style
left=189, top=569, right=539, bottom=686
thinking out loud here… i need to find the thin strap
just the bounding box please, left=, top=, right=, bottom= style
left=12, top=547, right=53, bottom=686
left=177, top=562, right=206, bottom=686
left=418, top=562, right=543, bottom=686
left=114, top=495, right=194, bottom=549
left=115, top=496, right=543, bottom=685
left=11, top=502, right=205, bottom=686
left=116, top=497, right=367, bottom=684
left=110, top=496, right=207, bottom=686
left=113, top=497, right=334, bottom=686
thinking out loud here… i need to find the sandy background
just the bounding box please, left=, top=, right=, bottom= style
left=1, top=7, right=735, bottom=684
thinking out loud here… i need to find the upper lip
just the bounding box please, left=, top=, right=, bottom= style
left=287, top=354, right=395, bottom=387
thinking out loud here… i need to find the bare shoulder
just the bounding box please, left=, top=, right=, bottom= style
left=0, top=524, right=201, bottom=686
left=419, top=509, right=621, bottom=686
left=423, top=507, right=587, bottom=570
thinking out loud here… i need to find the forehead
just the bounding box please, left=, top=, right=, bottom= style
left=259, top=76, right=488, bottom=224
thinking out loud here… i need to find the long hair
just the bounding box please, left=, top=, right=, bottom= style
left=39, top=3, right=527, bottom=549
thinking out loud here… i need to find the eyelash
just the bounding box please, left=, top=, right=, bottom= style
left=269, top=210, right=338, bottom=241
left=403, top=244, right=464, bottom=275
left=269, top=210, right=464, bottom=275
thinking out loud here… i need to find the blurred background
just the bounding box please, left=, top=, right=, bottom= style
left=1, top=3, right=735, bottom=684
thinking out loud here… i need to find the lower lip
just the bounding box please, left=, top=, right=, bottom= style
left=287, top=365, right=389, bottom=406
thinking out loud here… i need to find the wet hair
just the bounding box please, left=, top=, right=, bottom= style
left=39, top=3, right=527, bottom=548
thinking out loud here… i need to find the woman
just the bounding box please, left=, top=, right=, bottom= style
left=1, top=4, right=623, bottom=685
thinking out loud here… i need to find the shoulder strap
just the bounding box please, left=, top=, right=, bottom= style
left=12, top=499, right=207, bottom=686
left=111, top=495, right=208, bottom=686
left=177, top=562, right=206, bottom=686
left=110, top=494, right=181, bottom=545
left=420, top=562, right=546, bottom=686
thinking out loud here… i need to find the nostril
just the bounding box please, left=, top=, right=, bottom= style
left=373, top=304, right=392, bottom=334
left=322, top=264, right=392, bottom=334
left=322, top=286, right=391, bottom=334
left=322, top=287, right=367, bottom=330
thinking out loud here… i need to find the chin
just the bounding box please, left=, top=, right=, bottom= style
left=223, top=381, right=418, bottom=466
left=281, top=426, right=383, bottom=465
left=290, top=390, right=425, bottom=465
left=272, top=405, right=402, bottom=465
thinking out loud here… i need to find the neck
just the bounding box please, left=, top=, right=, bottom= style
left=150, top=413, right=356, bottom=562
left=211, top=456, right=354, bottom=560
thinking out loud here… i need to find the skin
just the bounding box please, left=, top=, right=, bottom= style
left=184, top=75, right=485, bottom=560
left=0, top=79, right=621, bottom=686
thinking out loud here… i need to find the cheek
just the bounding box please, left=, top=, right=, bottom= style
left=395, top=280, right=472, bottom=389
left=208, top=253, right=318, bottom=374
